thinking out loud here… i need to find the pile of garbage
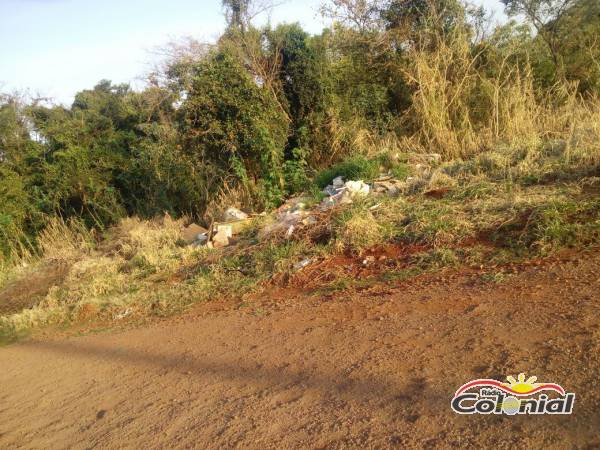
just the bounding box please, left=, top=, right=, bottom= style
left=320, top=176, right=370, bottom=209
left=181, top=207, right=250, bottom=249
left=180, top=170, right=425, bottom=247
left=258, top=174, right=411, bottom=241
left=258, top=197, right=316, bottom=241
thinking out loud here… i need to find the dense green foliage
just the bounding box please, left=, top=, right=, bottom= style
left=1, top=0, right=599, bottom=262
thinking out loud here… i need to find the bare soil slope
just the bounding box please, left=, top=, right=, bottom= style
left=1, top=251, right=599, bottom=449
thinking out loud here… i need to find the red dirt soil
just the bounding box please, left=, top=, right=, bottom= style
left=1, top=249, right=599, bottom=449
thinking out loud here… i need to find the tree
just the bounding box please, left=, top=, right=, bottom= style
left=179, top=49, right=289, bottom=210
left=501, top=0, right=575, bottom=73
left=223, top=0, right=250, bottom=31
left=502, top=0, right=600, bottom=90
left=0, top=95, right=47, bottom=259
left=222, top=0, right=280, bottom=32
left=320, top=0, right=386, bottom=33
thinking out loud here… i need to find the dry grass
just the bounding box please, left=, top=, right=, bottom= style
left=334, top=208, right=389, bottom=254
left=0, top=216, right=202, bottom=341
left=402, top=26, right=600, bottom=161
left=38, top=218, right=96, bottom=261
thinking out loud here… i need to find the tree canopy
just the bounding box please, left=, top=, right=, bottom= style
left=1, top=0, right=599, bottom=262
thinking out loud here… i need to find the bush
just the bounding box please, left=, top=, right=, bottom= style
left=179, top=49, right=289, bottom=211
left=314, top=155, right=381, bottom=188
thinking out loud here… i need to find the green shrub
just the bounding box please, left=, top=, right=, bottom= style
left=390, top=163, right=411, bottom=180
left=179, top=49, right=289, bottom=210
left=314, top=155, right=381, bottom=188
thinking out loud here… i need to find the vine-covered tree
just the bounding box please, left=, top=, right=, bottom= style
left=222, top=0, right=250, bottom=31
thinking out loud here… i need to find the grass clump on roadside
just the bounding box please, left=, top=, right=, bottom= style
left=332, top=201, right=395, bottom=254
left=492, top=198, right=600, bottom=255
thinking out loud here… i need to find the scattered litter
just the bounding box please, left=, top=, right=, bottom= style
left=332, top=176, right=345, bottom=188
left=213, top=175, right=410, bottom=244
left=320, top=178, right=372, bottom=210
left=223, top=207, right=248, bottom=221
left=212, top=229, right=231, bottom=248
left=192, top=234, right=209, bottom=247
left=322, top=185, right=339, bottom=196
left=362, top=256, right=376, bottom=266
left=294, top=258, right=313, bottom=271
left=114, top=308, right=132, bottom=320
left=181, top=223, right=209, bottom=244
left=259, top=209, right=308, bottom=240
left=215, top=224, right=233, bottom=239
left=345, top=180, right=370, bottom=197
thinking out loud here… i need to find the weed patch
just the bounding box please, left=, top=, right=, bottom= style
left=315, top=155, right=381, bottom=188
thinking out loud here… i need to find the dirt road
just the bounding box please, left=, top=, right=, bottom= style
left=1, top=251, right=599, bottom=449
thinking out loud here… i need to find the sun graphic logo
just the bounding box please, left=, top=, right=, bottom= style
left=451, top=373, right=575, bottom=415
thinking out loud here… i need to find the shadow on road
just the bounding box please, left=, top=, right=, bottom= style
left=18, top=338, right=448, bottom=409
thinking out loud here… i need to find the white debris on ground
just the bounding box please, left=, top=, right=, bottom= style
left=320, top=178, right=370, bottom=210
left=294, top=258, right=313, bottom=271
left=362, top=255, right=376, bottom=266
left=211, top=229, right=231, bottom=248
left=223, top=207, right=249, bottom=221
left=258, top=201, right=314, bottom=241
left=259, top=175, right=403, bottom=242
left=184, top=220, right=242, bottom=249
left=183, top=156, right=443, bottom=249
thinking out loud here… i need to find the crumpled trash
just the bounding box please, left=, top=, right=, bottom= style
left=344, top=180, right=370, bottom=196
left=320, top=179, right=371, bottom=210
left=181, top=223, right=209, bottom=244
left=192, top=233, right=209, bottom=247
left=322, top=176, right=345, bottom=196
left=332, top=176, right=345, bottom=188
left=294, top=258, right=313, bottom=271
left=259, top=210, right=308, bottom=240
left=223, top=207, right=249, bottom=221
left=322, top=185, right=340, bottom=196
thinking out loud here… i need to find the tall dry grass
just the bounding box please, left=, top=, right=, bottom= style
left=0, top=215, right=206, bottom=340
left=402, top=26, right=600, bottom=161
left=0, top=217, right=94, bottom=293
